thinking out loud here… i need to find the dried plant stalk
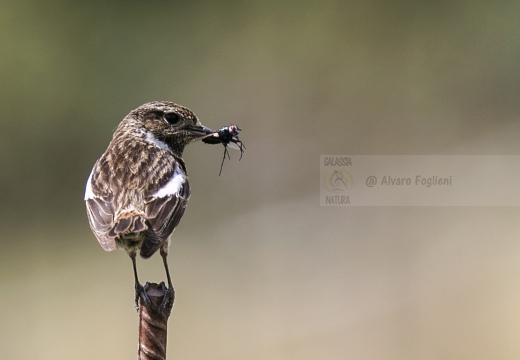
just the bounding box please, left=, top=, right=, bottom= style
left=137, top=282, right=173, bottom=360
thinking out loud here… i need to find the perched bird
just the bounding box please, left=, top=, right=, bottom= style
left=84, top=101, right=212, bottom=314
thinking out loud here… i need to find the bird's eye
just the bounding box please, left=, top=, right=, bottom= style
left=164, top=112, right=180, bottom=125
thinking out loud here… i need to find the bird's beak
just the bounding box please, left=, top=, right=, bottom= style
left=186, top=125, right=214, bottom=139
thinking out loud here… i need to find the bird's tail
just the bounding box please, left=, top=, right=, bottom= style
left=108, top=210, right=147, bottom=238
left=139, top=227, right=164, bottom=259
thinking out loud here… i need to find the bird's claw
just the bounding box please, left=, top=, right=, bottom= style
left=156, top=281, right=175, bottom=317
left=135, top=281, right=152, bottom=312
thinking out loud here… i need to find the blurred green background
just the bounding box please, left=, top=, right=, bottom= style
left=2, top=0, right=520, bottom=359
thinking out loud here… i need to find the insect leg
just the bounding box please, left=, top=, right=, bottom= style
left=219, top=145, right=230, bottom=176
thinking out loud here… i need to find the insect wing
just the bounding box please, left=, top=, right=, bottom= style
left=202, top=133, right=222, bottom=144
left=227, top=139, right=242, bottom=150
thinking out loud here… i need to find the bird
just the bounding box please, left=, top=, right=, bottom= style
left=84, top=101, right=213, bottom=314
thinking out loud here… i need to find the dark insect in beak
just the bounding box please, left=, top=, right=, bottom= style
left=202, top=125, right=245, bottom=176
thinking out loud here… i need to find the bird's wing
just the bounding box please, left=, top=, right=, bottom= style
left=84, top=165, right=117, bottom=251
left=140, top=159, right=191, bottom=258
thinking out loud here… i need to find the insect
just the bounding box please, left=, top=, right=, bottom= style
left=202, top=125, right=245, bottom=175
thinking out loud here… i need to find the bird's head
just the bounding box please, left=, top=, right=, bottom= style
left=120, top=101, right=213, bottom=157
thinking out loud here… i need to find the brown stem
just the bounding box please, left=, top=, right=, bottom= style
left=137, top=282, right=171, bottom=360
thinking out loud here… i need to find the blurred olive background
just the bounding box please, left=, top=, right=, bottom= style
left=2, top=1, right=520, bottom=359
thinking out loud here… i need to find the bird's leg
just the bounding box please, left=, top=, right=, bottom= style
left=130, top=252, right=151, bottom=311
left=157, top=249, right=175, bottom=317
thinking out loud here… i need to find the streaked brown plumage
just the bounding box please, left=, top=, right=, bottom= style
left=84, top=101, right=212, bottom=313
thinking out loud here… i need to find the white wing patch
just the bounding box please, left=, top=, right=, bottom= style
left=84, top=168, right=96, bottom=200
left=153, top=163, right=186, bottom=198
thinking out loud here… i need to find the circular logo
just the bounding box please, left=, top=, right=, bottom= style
left=323, top=169, right=353, bottom=194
